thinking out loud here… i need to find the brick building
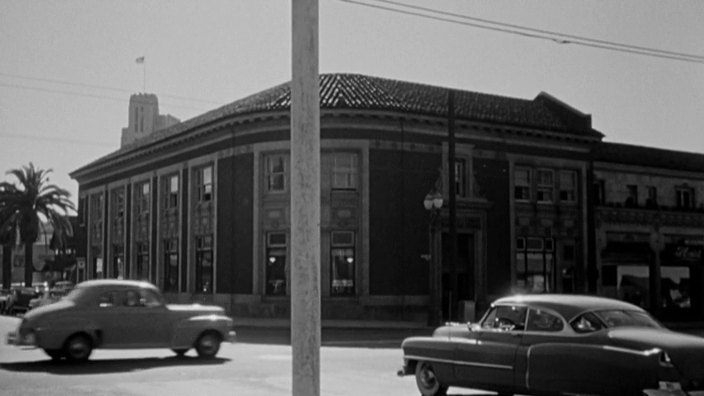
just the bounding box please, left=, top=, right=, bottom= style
left=70, top=74, right=704, bottom=322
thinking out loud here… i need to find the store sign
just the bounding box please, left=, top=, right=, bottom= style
left=96, top=258, right=103, bottom=273
left=674, top=245, right=702, bottom=261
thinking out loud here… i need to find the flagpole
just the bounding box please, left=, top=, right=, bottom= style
left=136, top=56, right=146, bottom=92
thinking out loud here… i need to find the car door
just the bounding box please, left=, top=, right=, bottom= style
left=454, top=304, right=526, bottom=391
left=514, top=307, right=569, bottom=392
left=113, top=287, right=170, bottom=347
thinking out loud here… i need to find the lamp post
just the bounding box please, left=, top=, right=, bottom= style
left=424, top=190, right=443, bottom=326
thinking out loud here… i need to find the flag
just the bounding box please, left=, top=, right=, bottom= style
left=136, top=56, right=145, bottom=64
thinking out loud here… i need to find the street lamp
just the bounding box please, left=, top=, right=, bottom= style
left=424, top=190, right=443, bottom=326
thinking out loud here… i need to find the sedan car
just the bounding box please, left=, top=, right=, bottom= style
left=399, top=294, right=704, bottom=396
left=6, top=279, right=236, bottom=362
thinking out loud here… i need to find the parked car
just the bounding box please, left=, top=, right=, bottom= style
left=0, top=289, right=11, bottom=314
left=28, top=288, right=68, bottom=310
left=398, top=294, right=704, bottom=396
left=6, top=279, right=236, bottom=362
left=6, top=287, right=40, bottom=316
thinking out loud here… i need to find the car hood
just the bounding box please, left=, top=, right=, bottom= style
left=23, top=299, right=74, bottom=319
left=608, top=327, right=704, bottom=378
left=166, top=304, right=225, bottom=316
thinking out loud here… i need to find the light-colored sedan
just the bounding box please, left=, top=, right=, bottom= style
left=6, top=279, right=236, bottom=362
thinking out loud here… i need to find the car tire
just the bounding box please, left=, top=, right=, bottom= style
left=195, top=331, right=221, bottom=359
left=172, top=348, right=189, bottom=357
left=43, top=348, right=64, bottom=361
left=415, top=361, right=448, bottom=396
left=63, top=334, right=93, bottom=362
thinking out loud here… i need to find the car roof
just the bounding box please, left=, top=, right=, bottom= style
left=492, top=294, right=646, bottom=321
left=76, top=279, right=158, bottom=290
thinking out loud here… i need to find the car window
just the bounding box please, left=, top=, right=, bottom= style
left=526, top=309, right=564, bottom=332
left=138, top=289, right=163, bottom=308
left=98, top=291, right=123, bottom=308
left=570, top=312, right=605, bottom=333
left=481, top=305, right=527, bottom=331
left=594, top=310, right=661, bottom=329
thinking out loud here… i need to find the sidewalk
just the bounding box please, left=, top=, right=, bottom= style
left=232, top=317, right=432, bottom=330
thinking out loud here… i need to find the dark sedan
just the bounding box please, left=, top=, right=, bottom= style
left=399, top=294, right=704, bottom=396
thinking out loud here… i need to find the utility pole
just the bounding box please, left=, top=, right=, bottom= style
left=448, top=90, right=458, bottom=321
left=291, top=1, right=321, bottom=396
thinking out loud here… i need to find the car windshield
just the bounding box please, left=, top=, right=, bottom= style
left=63, top=286, right=89, bottom=302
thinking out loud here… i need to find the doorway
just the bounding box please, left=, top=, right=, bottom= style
left=441, top=232, right=475, bottom=321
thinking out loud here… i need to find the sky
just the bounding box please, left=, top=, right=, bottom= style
left=1, top=0, right=703, bottom=206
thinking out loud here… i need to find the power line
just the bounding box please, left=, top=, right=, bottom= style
left=0, top=71, right=223, bottom=105
left=0, top=133, right=114, bottom=148
left=0, top=82, right=211, bottom=112
left=340, top=0, right=704, bottom=64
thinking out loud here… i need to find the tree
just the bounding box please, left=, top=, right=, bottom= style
left=0, top=163, right=75, bottom=287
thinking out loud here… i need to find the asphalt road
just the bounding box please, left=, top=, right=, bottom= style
left=0, top=315, right=494, bottom=396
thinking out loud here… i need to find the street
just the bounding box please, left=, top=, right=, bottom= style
left=0, top=315, right=494, bottom=396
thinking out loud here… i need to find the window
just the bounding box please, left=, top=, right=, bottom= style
left=676, top=186, right=695, bottom=209
left=136, top=242, right=149, bottom=281
left=646, top=186, right=658, bottom=208
left=112, top=244, right=124, bottom=279
left=559, top=171, right=577, bottom=203
left=514, top=167, right=531, bottom=201
left=526, top=309, right=564, bottom=332
left=626, top=185, right=638, bottom=207
left=195, top=235, right=213, bottom=293
left=164, top=174, right=179, bottom=209
left=266, top=232, right=287, bottom=295
left=481, top=305, right=527, bottom=331
left=266, top=154, right=287, bottom=192
left=593, top=179, right=605, bottom=205
left=571, top=312, right=604, bottom=333
left=112, top=188, right=125, bottom=220
left=196, top=166, right=213, bottom=202
left=516, top=237, right=554, bottom=293
left=332, top=153, right=358, bottom=190
left=331, top=231, right=355, bottom=296
left=163, top=239, right=179, bottom=292
left=536, top=169, right=554, bottom=203
left=454, top=158, right=467, bottom=197
left=135, top=181, right=150, bottom=215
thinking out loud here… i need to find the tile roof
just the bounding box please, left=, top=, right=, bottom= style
left=75, top=73, right=601, bottom=173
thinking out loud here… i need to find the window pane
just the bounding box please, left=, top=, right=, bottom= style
left=331, top=247, right=354, bottom=296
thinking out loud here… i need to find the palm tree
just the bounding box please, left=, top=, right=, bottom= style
left=0, top=163, right=75, bottom=287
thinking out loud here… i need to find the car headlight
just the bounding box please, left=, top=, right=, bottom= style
left=21, top=330, right=36, bottom=346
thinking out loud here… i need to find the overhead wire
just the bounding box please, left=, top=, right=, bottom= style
left=339, top=0, right=704, bottom=64
left=0, top=72, right=222, bottom=105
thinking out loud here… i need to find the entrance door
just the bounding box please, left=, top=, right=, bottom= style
left=441, top=232, right=475, bottom=321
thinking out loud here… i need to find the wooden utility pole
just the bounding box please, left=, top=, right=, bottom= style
left=291, top=1, right=321, bottom=396
left=448, top=90, right=458, bottom=321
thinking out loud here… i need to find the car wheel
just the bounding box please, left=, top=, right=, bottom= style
left=43, top=348, right=64, bottom=360
left=172, top=348, right=189, bottom=357
left=195, top=331, right=221, bottom=359
left=415, top=361, right=448, bottom=396
left=63, top=334, right=93, bottom=362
